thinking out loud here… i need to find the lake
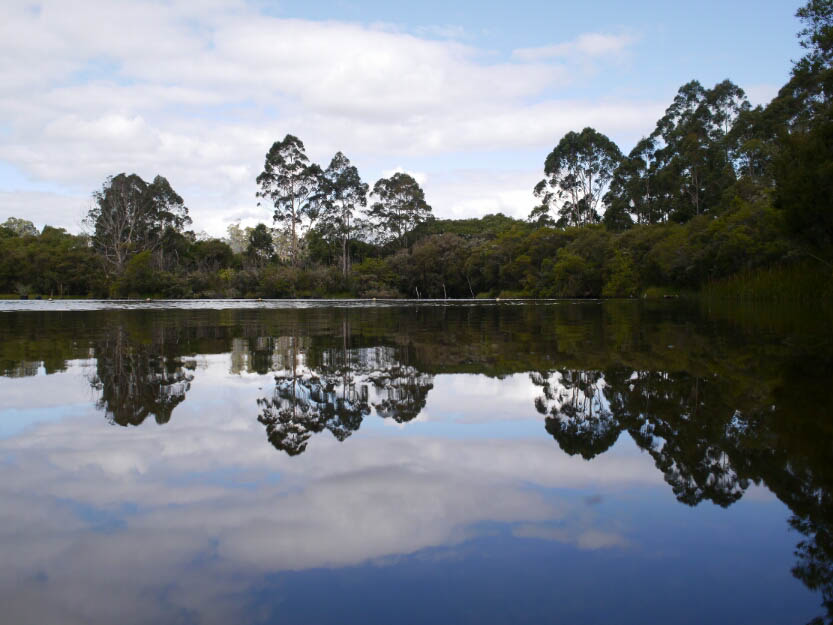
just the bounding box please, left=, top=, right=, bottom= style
left=0, top=299, right=831, bottom=624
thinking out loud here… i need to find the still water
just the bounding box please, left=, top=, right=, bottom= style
left=0, top=300, right=831, bottom=624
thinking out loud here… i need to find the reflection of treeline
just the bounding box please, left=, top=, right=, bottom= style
left=0, top=311, right=95, bottom=377
left=2, top=304, right=831, bottom=619
left=533, top=347, right=833, bottom=623
left=256, top=323, right=434, bottom=455
left=2, top=302, right=828, bottom=384
left=90, top=324, right=195, bottom=426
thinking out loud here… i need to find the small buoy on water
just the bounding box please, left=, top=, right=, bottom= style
left=145, top=297, right=151, bottom=302
left=258, top=297, right=263, bottom=301
left=496, top=297, right=501, bottom=302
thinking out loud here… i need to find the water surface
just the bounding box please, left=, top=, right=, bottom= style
left=1, top=300, right=831, bottom=624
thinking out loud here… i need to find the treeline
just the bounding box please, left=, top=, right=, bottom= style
left=1, top=1, right=831, bottom=300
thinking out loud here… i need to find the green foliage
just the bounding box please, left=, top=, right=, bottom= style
left=115, top=251, right=165, bottom=297
left=532, top=127, right=622, bottom=227
left=317, top=151, right=369, bottom=278
left=192, top=238, right=235, bottom=271
left=256, top=134, right=323, bottom=265
left=603, top=250, right=639, bottom=297
left=774, top=118, right=833, bottom=249
left=352, top=258, right=399, bottom=298
left=386, top=233, right=472, bottom=298
left=367, top=172, right=432, bottom=248
left=410, top=213, right=527, bottom=242
left=701, top=261, right=833, bottom=302
left=246, top=223, right=275, bottom=267
left=542, top=249, right=592, bottom=297
left=0, top=226, right=101, bottom=296
left=86, top=173, right=190, bottom=276
left=1, top=217, right=39, bottom=237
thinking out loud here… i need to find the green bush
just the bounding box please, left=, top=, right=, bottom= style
left=603, top=250, right=639, bottom=297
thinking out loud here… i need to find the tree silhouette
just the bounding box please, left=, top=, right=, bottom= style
left=531, top=369, right=621, bottom=460
left=89, top=325, right=194, bottom=426
left=370, top=366, right=434, bottom=423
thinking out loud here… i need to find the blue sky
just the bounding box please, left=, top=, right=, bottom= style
left=0, top=0, right=805, bottom=236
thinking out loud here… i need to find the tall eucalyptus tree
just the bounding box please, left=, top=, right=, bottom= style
left=367, top=172, right=432, bottom=248
left=530, top=127, right=622, bottom=228
left=256, top=134, right=323, bottom=266
left=318, top=152, right=369, bottom=278
left=648, top=80, right=748, bottom=221
left=85, top=173, right=190, bottom=276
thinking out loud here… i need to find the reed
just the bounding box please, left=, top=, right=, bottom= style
left=700, top=261, right=833, bottom=302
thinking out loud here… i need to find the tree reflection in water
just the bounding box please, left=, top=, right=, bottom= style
left=532, top=368, right=750, bottom=507
left=532, top=369, right=619, bottom=460
left=1, top=303, right=828, bottom=622
left=256, top=335, right=371, bottom=456
left=370, top=366, right=433, bottom=423
left=255, top=317, right=435, bottom=454
left=89, top=325, right=194, bottom=426
left=531, top=360, right=833, bottom=624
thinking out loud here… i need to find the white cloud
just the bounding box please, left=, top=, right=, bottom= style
left=513, top=32, right=638, bottom=62
left=421, top=169, right=540, bottom=220
left=512, top=33, right=637, bottom=61
left=381, top=166, right=428, bottom=185
left=0, top=191, right=89, bottom=231
left=0, top=1, right=660, bottom=236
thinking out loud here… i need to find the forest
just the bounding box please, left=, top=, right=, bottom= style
left=1, top=0, right=831, bottom=301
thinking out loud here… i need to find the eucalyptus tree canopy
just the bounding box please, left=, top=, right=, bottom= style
left=1, top=217, right=39, bottom=237
left=648, top=80, right=749, bottom=221
left=604, top=137, right=660, bottom=227
left=367, top=172, right=432, bottom=248
left=246, top=223, right=275, bottom=267
left=782, top=0, right=833, bottom=126
left=531, top=127, right=623, bottom=228
left=85, top=173, right=190, bottom=276
left=773, top=0, right=833, bottom=248
left=318, top=152, right=369, bottom=277
left=256, top=134, right=323, bottom=265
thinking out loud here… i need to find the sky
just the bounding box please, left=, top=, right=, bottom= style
left=0, top=0, right=806, bottom=237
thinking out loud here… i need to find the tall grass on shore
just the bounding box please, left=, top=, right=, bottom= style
left=701, top=260, right=833, bottom=302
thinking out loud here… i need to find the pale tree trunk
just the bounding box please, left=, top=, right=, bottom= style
left=342, top=210, right=350, bottom=279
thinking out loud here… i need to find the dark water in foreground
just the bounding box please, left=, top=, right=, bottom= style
left=0, top=299, right=831, bottom=625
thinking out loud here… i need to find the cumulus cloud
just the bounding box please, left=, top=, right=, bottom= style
left=0, top=1, right=661, bottom=235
